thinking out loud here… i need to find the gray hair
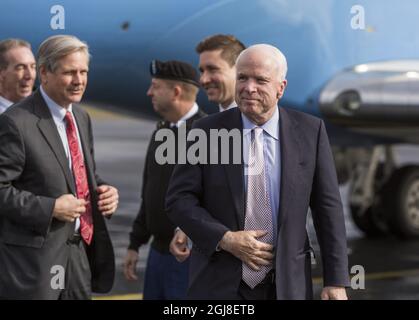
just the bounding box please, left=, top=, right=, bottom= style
left=37, top=35, right=90, bottom=74
left=236, top=44, right=288, bottom=81
left=0, top=38, right=32, bottom=70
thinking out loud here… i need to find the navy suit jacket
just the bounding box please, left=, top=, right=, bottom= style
left=166, top=106, right=350, bottom=299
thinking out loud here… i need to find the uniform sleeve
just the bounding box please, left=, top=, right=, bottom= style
left=128, top=136, right=155, bottom=250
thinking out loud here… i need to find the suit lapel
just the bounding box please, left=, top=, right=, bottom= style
left=221, top=109, right=245, bottom=230
left=33, top=91, right=76, bottom=194
left=72, top=107, right=94, bottom=178
left=278, top=107, right=302, bottom=230
left=72, top=107, right=103, bottom=220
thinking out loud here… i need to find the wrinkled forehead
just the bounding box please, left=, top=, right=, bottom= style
left=54, top=50, right=89, bottom=69
left=236, top=51, right=278, bottom=76
left=238, top=48, right=277, bottom=66
left=150, top=77, right=170, bottom=88
left=5, top=46, right=35, bottom=65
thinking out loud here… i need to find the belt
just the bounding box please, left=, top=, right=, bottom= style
left=260, top=269, right=276, bottom=285
left=240, top=269, right=276, bottom=292
left=67, top=233, right=82, bottom=245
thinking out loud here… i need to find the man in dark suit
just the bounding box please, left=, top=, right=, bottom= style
left=0, top=35, right=118, bottom=299
left=166, top=44, right=350, bottom=300
left=123, top=60, right=206, bottom=299
left=0, top=38, right=36, bottom=113
left=169, top=34, right=245, bottom=262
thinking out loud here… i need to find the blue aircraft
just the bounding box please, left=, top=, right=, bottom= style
left=2, top=0, right=419, bottom=237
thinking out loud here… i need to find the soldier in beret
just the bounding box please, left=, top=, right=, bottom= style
left=123, top=60, right=206, bottom=299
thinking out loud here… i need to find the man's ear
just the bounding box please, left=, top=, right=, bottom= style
left=39, top=65, right=48, bottom=85
left=173, top=85, right=182, bottom=99
left=277, top=79, right=287, bottom=99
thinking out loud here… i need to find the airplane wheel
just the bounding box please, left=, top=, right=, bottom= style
left=350, top=204, right=387, bottom=237
left=384, top=166, right=419, bottom=238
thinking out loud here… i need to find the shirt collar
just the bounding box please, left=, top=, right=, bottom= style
left=40, top=86, right=73, bottom=123
left=0, top=95, right=13, bottom=109
left=241, top=106, right=279, bottom=140
left=171, top=102, right=199, bottom=128
left=219, top=101, right=237, bottom=112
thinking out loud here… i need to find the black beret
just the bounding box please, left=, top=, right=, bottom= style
left=150, top=59, right=200, bottom=88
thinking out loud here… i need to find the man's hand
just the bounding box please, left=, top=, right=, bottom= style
left=123, top=249, right=139, bottom=281
left=219, top=230, right=274, bottom=270
left=97, top=185, right=119, bottom=216
left=53, top=194, right=87, bottom=222
left=321, top=286, right=348, bottom=300
left=170, top=229, right=190, bottom=262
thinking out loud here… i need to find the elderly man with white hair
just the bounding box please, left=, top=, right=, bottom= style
left=166, top=44, right=350, bottom=300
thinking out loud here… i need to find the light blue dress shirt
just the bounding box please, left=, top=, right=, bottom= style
left=241, top=106, right=281, bottom=244
left=0, top=95, right=13, bottom=114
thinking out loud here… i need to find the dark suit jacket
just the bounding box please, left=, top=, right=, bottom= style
left=0, top=90, right=115, bottom=299
left=129, top=110, right=206, bottom=253
left=166, top=107, right=350, bottom=299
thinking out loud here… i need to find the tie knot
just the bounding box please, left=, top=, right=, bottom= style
left=65, top=111, right=73, bottom=123
left=65, top=112, right=76, bottom=133
left=253, top=127, right=263, bottom=139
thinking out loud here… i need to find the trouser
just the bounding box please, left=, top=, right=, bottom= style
left=58, top=233, right=92, bottom=300
left=143, top=247, right=189, bottom=300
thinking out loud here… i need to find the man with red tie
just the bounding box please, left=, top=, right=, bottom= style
left=0, top=35, right=118, bottom=299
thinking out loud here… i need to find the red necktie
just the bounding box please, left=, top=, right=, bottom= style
left=65, top=111, right=93, bottom=245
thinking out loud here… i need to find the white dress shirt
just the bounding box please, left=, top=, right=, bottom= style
left=170, top=102, right=199, bottom=127
left=0, top=95, right=13, bottom=114
left=218, top=101, right=237, bottom=113
left=40, top=86, right=84, bottom=231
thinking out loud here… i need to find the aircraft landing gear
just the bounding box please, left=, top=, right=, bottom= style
left=383, top=166, right=419, bottom=238
left=346, top=146, right=419, bottom=238
left=348, top=146, right=392, bottom=237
